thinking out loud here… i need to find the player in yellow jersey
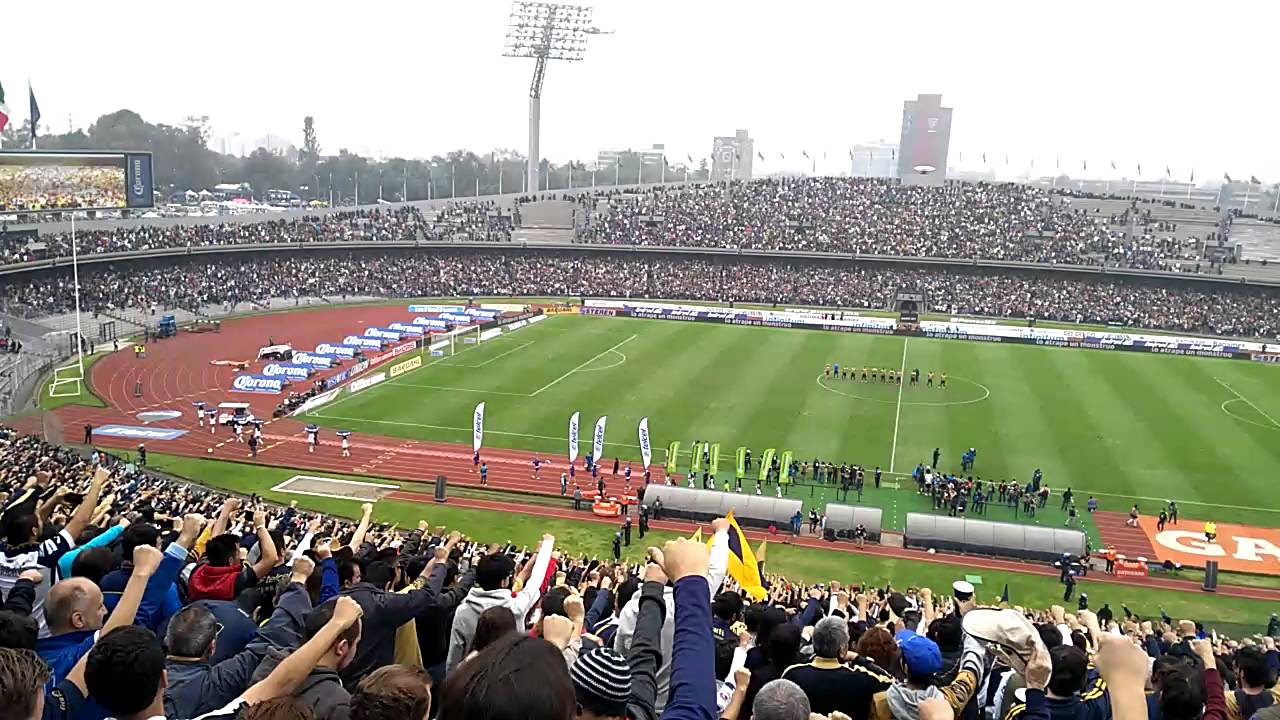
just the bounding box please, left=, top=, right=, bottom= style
left=825, top=363, right=831, bottom=377
left=927, top=371, right=935, bottom=387
left=940, top=372, right=948, bottom=389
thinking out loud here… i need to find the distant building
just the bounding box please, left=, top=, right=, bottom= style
left=851, top=141, right=898, bottom=179
left=711, top=130, right=753, bottom=182
left=897, top=94, right=952, bottom=186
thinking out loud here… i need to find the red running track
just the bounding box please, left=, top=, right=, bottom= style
left=48, top=303, right=1280, bottom=603
left=1093, top=510, right=1159, bottom=559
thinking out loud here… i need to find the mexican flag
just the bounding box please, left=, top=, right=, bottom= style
left=0, top=82, right=10, bottom=133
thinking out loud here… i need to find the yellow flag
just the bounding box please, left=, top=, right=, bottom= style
left=723, top=512, right=766, bottom=600
left=690, top=527, right=703, bottom=543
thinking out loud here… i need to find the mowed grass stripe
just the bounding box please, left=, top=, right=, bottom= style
left=1102, top=355, right=1241, bottom=508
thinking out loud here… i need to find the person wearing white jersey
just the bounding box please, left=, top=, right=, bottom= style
left=0, top=466, right=111, bottom=638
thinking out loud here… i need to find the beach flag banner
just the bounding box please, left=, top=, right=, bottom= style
left=778, top=450, right=794, bottom=485
left=472, top=402, right=485, bottom=452
left=758, top=449, right=776, bottom=482
left=666, top=441, right=680, bottom=474
left=638, top=417, right=652, bottom=468
left=735, top=446, right=747, bottom=479
left=690, top=442, right=702, bottom=476
left=592, top=416, right=607, bottom=459
left=568, top=411, right=580, bottom=463
left=710, top=443, right=721, bottom=476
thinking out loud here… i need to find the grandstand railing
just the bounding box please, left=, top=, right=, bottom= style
left=1, top=239, right=1278, bottom=289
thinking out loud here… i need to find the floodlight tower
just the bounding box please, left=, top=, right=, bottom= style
left=503, top=1, right=598, bottom=194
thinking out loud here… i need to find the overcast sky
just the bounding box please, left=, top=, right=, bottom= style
left=6, top=0, right=1278, bottom=181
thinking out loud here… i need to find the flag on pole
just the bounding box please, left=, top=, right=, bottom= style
left=1190, top=170, right=1194, bottom=183
left=848, top=149, right=854, bottom=160
left=1137, top=163, right=1142, bottom=176
left=687, top=153, right=693, bottom=163
left=802, top=150, right=809, bottom=159
left=1224, top=173, right=1233, bottom=183
left=568, top=412, right=580, bottom=463
left=1083, top=160, right=1087, bottom=171
left=638, top=417, right=652, bottom=468
left=779, top=152, right=785, bottom=160
left=28, top=84, right=40, bottom=141
left=1110, top=160, right=1116, bottom=170
left=592, top=416, right=607, bottom=459
left=0, top=82, right=10, bottom=133
left=1250, top=175, right=1262, bottom=184
left=982, top=152, right=987, bottom=164
left=999, top=584, right=1009, bottom=604
left=757, top=151, right=764, bottom=161
left=472, top=402, right=485, bottom=452
left=1165, top=166, right=1171, bottom=178
left=690, top=528, right=703, bottom=542
left=720, top=513, right=766, bottom=600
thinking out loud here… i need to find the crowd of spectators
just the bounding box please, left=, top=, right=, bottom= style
left=0, top=178, right=1244, bottom=271
left=3, top=251, right=1278, bottom=338
left=574, top=178, right=1214, bottom=269
left=0, top=207, right=428, bottom=265
left=2, top=425, right=1280, bottom=720
left=430, top=201, right=517, bottom=243
left=0, top=166, right=127, bottom=214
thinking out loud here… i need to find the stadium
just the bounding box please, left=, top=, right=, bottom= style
left=3, top=5, right=1280, bottom=720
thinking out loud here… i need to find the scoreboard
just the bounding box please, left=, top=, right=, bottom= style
left=0, top=150, right=154, bottom=213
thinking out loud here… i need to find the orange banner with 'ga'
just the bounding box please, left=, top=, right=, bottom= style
left=1137, top=516, right=1280, bottom=575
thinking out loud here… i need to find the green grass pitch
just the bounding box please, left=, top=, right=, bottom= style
left=303, top=313, right=1280, bottom=531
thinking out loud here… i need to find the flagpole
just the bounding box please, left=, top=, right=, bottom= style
left=499, top=159, right=504, bottom=195
left=354, top=171, right=359, bottom=206
left=70, top=214, right=84, bottom=375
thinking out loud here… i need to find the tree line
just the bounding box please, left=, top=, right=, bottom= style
left=1, top=110, right=710, bottom=204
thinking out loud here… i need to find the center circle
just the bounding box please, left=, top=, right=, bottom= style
left=814, top=374, right=991, bottom=407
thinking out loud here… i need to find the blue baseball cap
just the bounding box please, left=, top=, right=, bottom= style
left=898, top=631, right=943, bottom=676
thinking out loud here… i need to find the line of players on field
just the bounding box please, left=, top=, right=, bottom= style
left=824, top=363, right=947, bottom=387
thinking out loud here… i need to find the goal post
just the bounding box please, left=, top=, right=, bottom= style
left=48, top=362, right=85, bottom=399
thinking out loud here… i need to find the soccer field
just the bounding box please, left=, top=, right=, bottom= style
left=303, top=313, right=1280, bottom=529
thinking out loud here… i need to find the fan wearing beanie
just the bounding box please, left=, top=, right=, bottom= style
left=570, top=648, right=633, bottom=720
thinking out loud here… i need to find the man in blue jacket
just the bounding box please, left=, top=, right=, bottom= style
left=163, top=556, right=317, bottom=718
left=37, top=535, right=180, bottom=686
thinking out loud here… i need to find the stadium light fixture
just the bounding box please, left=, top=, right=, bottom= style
left=502, top=1, right=600, bottom=193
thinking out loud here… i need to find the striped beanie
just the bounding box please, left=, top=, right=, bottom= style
left=569, top=648, right=632, bottom=717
